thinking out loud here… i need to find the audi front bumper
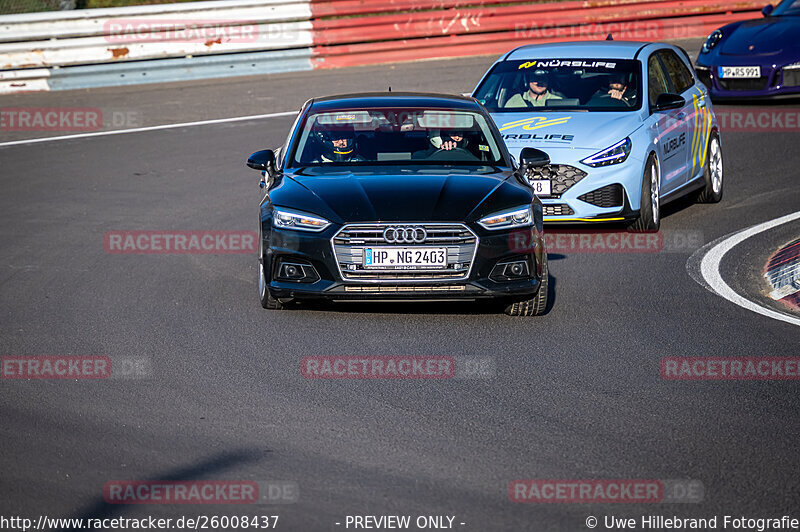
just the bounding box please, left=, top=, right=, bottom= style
left=261, top=222, right=546, bottom=303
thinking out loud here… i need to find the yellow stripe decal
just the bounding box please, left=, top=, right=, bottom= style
left=522, top=118, right=571, bottom=131
left=699, top=105, right=712, bottom=169
left=690, top=95, right=701, bottom=176
left=501, top=116, right=544, bottom=128
left=499, top=116, right=572, bottom=132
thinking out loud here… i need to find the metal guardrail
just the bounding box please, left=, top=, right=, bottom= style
left=0, top=0, right=314, bottom=92
left=46, top=48, right=312, bottom=90
left=0, top=0, right=766, bottom=93
left=0, top=0, right=310, bottom=41
left=0, top=21, right=313, bottom=68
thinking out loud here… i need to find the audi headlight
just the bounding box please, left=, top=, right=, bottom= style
left=702, top=30, right=722, bottom=53
left=478, top=206, right=533, bottom=231
left=273, top=208, right=330, bottom=232
left=581, top=138, right=631, bottom=167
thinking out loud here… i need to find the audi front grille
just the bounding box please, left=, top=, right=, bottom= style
left=331, top=223, right=478, bottom=282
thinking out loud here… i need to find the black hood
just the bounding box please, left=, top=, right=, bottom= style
left=269, top=167, right=532, bottom=224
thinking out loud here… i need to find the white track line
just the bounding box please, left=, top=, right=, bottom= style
left=0, top=110, right=297, bottom=148
left=698, top=210, right=800, bottom=327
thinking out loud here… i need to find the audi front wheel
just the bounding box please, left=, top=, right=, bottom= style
left=504, top=253, right=549, bottom=317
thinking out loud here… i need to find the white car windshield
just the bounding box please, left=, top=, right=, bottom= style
left=474, top=59, right=642, bottom=112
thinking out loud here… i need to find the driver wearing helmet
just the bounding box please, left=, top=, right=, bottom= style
left=313, top=125, right=364, bottom=163
left=505, top=70, right=563, bottom=108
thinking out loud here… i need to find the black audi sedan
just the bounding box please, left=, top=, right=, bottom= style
left=247, top=93, right=550, bottom=316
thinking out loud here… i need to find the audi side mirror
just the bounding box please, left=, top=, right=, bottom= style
left=247, top=149, right=276, bottom=175
left=762, top=4, right=774, bottom=16
left=519, top=147, right=550, bottom=171
left=652, top=93, right=685, bottom=113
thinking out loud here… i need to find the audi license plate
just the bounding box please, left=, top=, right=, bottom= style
left=719, top=66, right=761, bottom=79
left=363, top=247, right=447, bottom=269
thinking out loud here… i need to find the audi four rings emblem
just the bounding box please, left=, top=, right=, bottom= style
left=383, top=226, right=427, bottom=244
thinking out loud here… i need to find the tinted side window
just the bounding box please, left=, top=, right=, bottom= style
left=648, top=55, right=670, bottom=107
left=658, top=50, right=694, bottom=94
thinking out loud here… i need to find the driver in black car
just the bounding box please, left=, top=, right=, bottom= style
left=412, top=131, right=471, bottom=159
left=314, top=125, right=364, bottom=163
left=438, top=133, right=467, bottom=151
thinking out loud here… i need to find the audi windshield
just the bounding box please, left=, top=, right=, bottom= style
left=474, top=59, right=643, bottom=112
left=288, top=108, right=507, bottom=167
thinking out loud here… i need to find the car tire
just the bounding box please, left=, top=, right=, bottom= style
left=695, top=133, right=723, bottom=204
left=504, top=252, right=549, bottom=317
left=258, top=228, right=286, bottom=310
left=259, top=259, right=284, bottom=310
left=630, top=153, right=660, bottom=232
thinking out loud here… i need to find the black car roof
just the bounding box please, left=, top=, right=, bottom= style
left=309, top=92, right=481, bottom=112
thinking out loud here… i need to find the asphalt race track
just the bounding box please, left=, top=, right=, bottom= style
left=2, top=40, right=800, bottom=531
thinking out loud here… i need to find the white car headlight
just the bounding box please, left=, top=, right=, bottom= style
left=581, top=138, right=632, bottom=167
left=273, top=208, right=330, bottom=232
left=478, top=206, right=533, bottom=231
left=702, top=30, right=723, bottom=53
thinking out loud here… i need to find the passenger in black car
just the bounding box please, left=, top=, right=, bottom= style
left=314, top=125, right=365, bottom=163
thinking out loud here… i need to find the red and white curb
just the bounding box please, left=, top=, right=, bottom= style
left=688, top=211, right=800, bottom=328
left=765, top=238, right=800, bottom=306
